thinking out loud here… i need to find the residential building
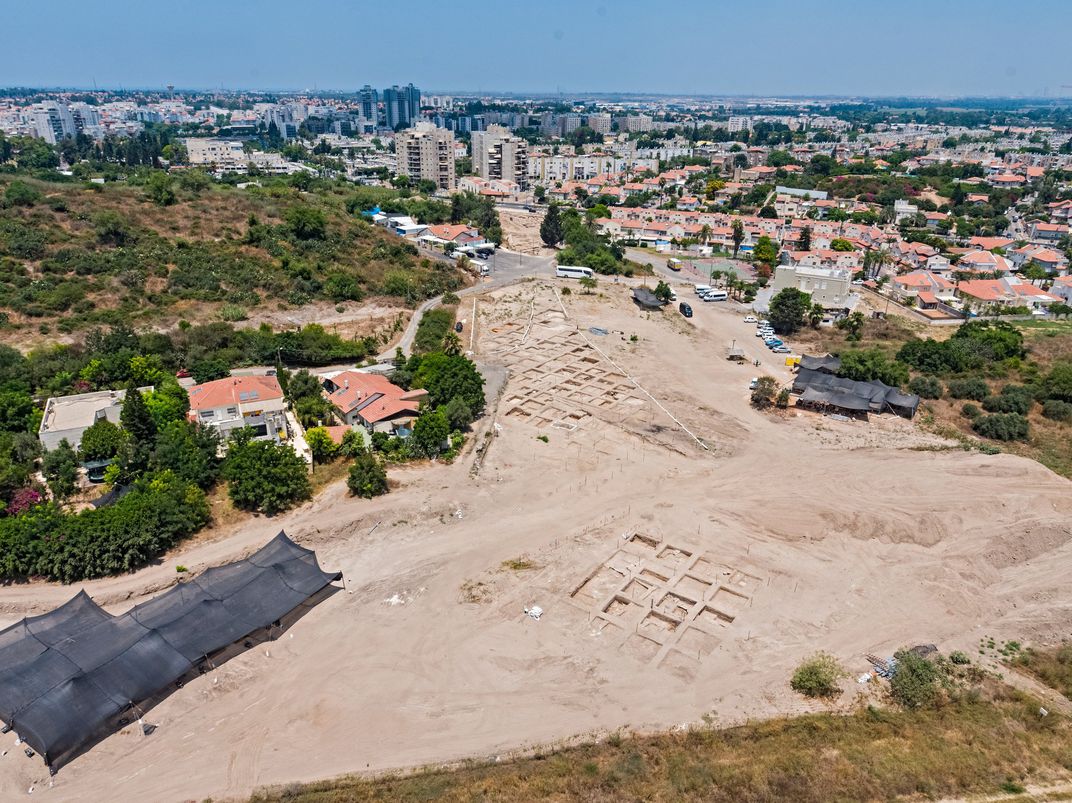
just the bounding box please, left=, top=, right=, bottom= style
left=893, top=198, right=919, bottom=224
left=890, top=270, right=957, bottom=303
left=1008, top=244, right=1067, bottom=274
left=38, top=387, right=150, bottom=453
left=956, top=276, right=1060, bottom=312
left=321, top=371, right=427, bottom=434
left=770, top=264, right=854, bottom=308
left=31, top=101, right=77, bottom=144
left=558, top=114, right=582, bottom=136
left=622, top=115, right=653, bottom=133
left=1031, top=221, right=1069, bottom=242
left=471, top=125, right=529, bottom=189
left=587, top=113, right=612, bottom=134
left=394, top=123, right=456, bottom=190
left=185, top=138, right=246, bottom=171
left=187, top=375, right=288, bottom=443
left=382, top=84, right=420, bottom=130
left=358, top=85, right=378, bottom=123
left=727, top=116, right=753, bottom=133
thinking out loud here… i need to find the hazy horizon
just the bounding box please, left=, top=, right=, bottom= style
left=4, top=0, right=1072, bottom=98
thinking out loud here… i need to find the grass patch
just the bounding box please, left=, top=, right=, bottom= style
left=1013, top=644, right=1072, bottom=700
left=500, top=557, right=539, bottom=572
left=412, top=306, right=457, bottom=354
left=250, top=681, right=1070, bottom=803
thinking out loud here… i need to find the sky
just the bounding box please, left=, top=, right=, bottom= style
left=3, top=0, right=1072, bottom=97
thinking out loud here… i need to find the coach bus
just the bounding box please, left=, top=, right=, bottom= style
left=556, top=265, right=594, bottom=279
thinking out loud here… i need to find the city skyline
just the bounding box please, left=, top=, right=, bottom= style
left=4, top=0, right=1072, bottom=98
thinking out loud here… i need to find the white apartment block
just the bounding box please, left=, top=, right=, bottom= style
left=31, top=102, right=77, bottom=144
left=528, top=153, right=626, bottom=184
left=185, top=138, right=246, bottom=171
left=394, top=122, right=456, bottom=190
left=727, top=116, right=753, bottom=133
left=770, top=265, right=853, bottom=308
left=471, top=125, right=529, bottom=190
left=622, top=115, right=653, bottom=133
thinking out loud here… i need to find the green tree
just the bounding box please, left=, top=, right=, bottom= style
left=191, top=358, right=229, bottom=384
left=890, top=649, right=941, bottom=709
left=837, top=349, right=909, bottom=387
left=144, top=171, right=176, bottom=206
left=43, top=439, right=79, bottom=501
left=1042, top=363, right=1072, bottom=403
left=347, top=452, right=388, bottom=498
left=411, top=353, right=486, bottom=416
left=750, top=376, right=778, bottom=409
left=286, top=205, right=328, bottom=240
left=410, top=409, right=450, bottom=458
left=731, top=219, right=745, bottom=258
left=830, top=238, right=854, bottom=252
left=305, top=426, right=339, bottom=464
left=540, top=204, right=564, bottom=248
left=151, top=420, right=221, bottom=488
left=79, top=419, right=125, bottom=462
left=222, top=429, right=311, bottom=514
left=752, top=235, right=778, bottom=265
left=653, top=280, right=673, bottom=302
left=121, top=383, right=157, bottom=445
left=0, top=390, right=35, bottom=434
left=799, top=225, right=812, bottom=251
left=808, top=302, right=825, bottom=328
left=836, top=311, right=866, bottom=341
left=579, top=275, right=597, bottom=294
left=4, top=180, right=42, bottom=208
left=441, top=396, right=473, bottom=431
left=144, top=379, right=190, bottom=429
left=768, top=288, right=811, bottom=335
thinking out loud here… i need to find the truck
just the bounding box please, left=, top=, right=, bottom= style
left=666, top=258, right=683, bottom=271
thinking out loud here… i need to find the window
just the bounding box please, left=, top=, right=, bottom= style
left=200, top=410, right=215, bottom=419
left=226, top=407, right=238, bottom=416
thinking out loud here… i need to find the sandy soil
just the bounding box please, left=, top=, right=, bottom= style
left=497, top=207, right=557, bottom=256
left=2, top=279, right=1072, bottom=802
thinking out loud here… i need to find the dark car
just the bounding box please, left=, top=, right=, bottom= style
left=679, top=302, right=693, bottom=318
left=454, top=321, right=463, bottom=332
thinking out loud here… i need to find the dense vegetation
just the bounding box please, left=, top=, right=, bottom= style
left=0, top=170, right=469, bottom=337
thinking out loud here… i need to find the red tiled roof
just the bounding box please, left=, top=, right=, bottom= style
left=188, top=375, right=283, bottom=412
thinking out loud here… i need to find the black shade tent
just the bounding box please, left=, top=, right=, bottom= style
left=0, top=532, right=340, bottom=770
left=793, top=367, right=921, bottom=418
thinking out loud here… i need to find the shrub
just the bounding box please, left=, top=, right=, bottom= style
left=981, top=385, right=1033, bottom=415
left=750, top=376, right=778, bottom=409
left=908, top=375, right=942, bottom=399
left=1042, top=399, right=1072, bottom=423
left=837, top=349, right=909, bottom=387
left=972, top=413, right=1030, bottom=442
left=890, top=649, right=941, bottom=708
left=961, top=403, right=981, bottom=419
left=949, top=651, right=971, bottom=665
left=946, top=377, right=990, bottom=401
left=347, top=452, right=388, bottom=498
left=790, top=652, right=845, bottom=698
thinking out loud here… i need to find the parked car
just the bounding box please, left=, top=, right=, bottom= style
left=743, top=315, right=757, bottom=323
left=748, top=377, right=759, bottom=389
left=679, top=302, right=693, bottom=318
left=454, top=321, right=463, bottom=332
left=772, top=345, right=792, bottom=353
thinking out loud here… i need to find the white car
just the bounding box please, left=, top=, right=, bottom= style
left=743, top=315, right=757, bottom=323
left=748, top=377, right=759, bottom=389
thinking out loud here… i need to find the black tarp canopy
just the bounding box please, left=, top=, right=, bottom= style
left=798, top=354, right=841, bottom=374
left=793, top=367, right=920, bottom=418
left=0, top=532, right=340, bottom=769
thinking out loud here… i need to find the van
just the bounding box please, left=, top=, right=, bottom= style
left=694, top=284, right=712, bottom=295
left=679, top=302, right=693, bottom=318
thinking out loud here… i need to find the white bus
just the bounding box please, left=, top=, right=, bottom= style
left=701, top=289, right=728, bottom=302
left=556, top=265, right=594, bottom=279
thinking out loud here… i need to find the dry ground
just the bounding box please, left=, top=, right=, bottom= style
left=2, top=278, right=1071, bottom=801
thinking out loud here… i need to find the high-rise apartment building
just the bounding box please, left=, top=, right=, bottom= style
left=395, top=122, right=456, bottom=190
left=622, top=115, right=653, bottom=133
left=727, top=116, right=753, bottom=133
left=471, top=125, right=529, bottom=190
left=382, top=84, right=421, bottom=130
left=586, top=113, right=612, bottom=135
left=358, top=85, right=378, bottom=124
left=31, top=102, right=77, bottom=144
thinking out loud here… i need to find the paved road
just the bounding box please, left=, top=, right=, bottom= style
left=379, top=248, right=554, bottom=359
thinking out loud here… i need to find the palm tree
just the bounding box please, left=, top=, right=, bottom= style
left=699, top=224, right=712, bottom=245
left=731, top=219, right=745, bottom=259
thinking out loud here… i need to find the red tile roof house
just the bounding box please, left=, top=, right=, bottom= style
left=891, top=270, right=956, bottom=302
left=956, top=278, right=1060, bottom=312
left=322, top=370, right=428, bottom=435
left=1030, top=221, right=1070, bottom=242
left=1008, top=245, right=1068, bottom=274
left=187, top=375, right=288, bottom=443
left=422, top=224, right=484, bottom=246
